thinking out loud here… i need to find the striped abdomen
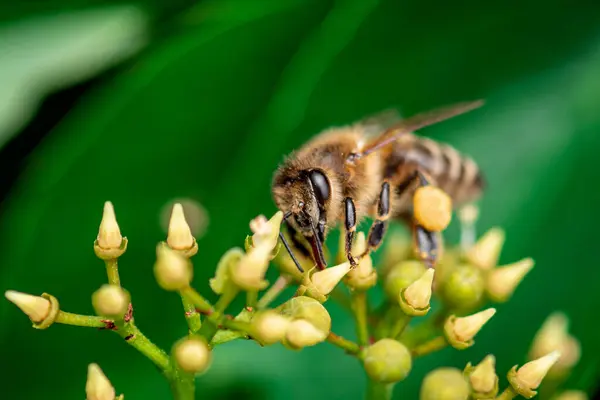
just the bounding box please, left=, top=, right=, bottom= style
left=382, top=134, right=485, bottom=216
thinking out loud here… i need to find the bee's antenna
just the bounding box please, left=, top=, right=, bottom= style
left=279, top=211, right=304, bottom=273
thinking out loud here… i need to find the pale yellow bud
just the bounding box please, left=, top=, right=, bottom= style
left=154, top=245, right=193, bottom=291
left=345, top=232, right=377, bottom=290
left=413, top=186, right=453, bottom=232
left=173, top=336, right=212, bottom=374
left=420, top=368, right=470, bottom=400
left=92, top=285, right=130, bottom=317
left=285, top=319, right=327, bottom=348
left=403, top=268, right=434, bottom=309
left=553, top=390, right=589, bottom=400
left=97, top=201, right=123, bottom=250
left=466, top=227, right=504, bottom=269
left=311, top=262, right=352, bottom=296
left=5, top=290, right=50, bottom=323
left=230, top=243, right=271, bottom=291
left=515, top=351, right=561, bottom=390
left=251, top=311, right=291, bottom=345
left=382, top=230, right=412, bottom=270
left=250, top=211, right=283, bottom=250
left=85, top=363, right=116, bottom=400
left=469, top=355, right=498, bottom=395
left=486, top=258, right=534, bottom=302
left=529, top=312, right=580, bottom=371
left=458, top=204, right=479, bottom=225
left=452, top=308, right=496, bottom=342
left=167, top=203, right=195, bottom=250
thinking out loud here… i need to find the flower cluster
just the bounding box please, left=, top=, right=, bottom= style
left=4, top=197, right=587, bottom=400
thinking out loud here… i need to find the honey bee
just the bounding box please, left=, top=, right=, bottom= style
left=271, top=101, right=485, bottom=272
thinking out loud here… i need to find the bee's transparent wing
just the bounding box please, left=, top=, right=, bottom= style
left=352, top=108, right=403, bottom=138
left=359, top=100, right=484, bottom=157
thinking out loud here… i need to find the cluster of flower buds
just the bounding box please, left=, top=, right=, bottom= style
left=3, top=199, right=589, bottom=400
left=419, top=350, right=567, bottom=400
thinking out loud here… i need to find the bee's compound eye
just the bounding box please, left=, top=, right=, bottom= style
left=308, top=169, right=330, bottom=206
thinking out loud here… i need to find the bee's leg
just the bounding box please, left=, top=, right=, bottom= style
left=413, top=223, right=440, bottom=268
left=344, top=197, right=359, bottom=267
left=398, top=169, right=440, bottom=267
left=362, top=181, right=392, bottom=257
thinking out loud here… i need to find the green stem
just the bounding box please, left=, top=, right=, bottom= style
left=178, top=292, right=201, bottom=334
left=495, top=387, right=518, bottom=400
left=246, top=291, right=258, bottom=308
left=327, top=332, right=361, bottom=354
left=55, top=311, right=111, bottom=328
left=197, top=286, right=239, bottom=342
left=411, top=336, right=448, bottom=357
left=257, top=275, right=292, bottom=309
left=105, top=259, right=120, bottom=286
left=391, top=312, right=412, bottom=339
left=351, top=291, right=370, bottom=346
left=180, top=286, right=214, bottom=313
left=116, top=321, right=170, bottom=371
left=169, top=370, right=195, bottom=400
left=366, top=378, right=393, bottom=400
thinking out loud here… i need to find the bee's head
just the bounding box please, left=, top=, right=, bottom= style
left=271, top=165, right=331, bottom=237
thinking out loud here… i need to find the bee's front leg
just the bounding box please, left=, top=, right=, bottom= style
left=362, top=181, right=391, bottom=258
left=344, top=197, right=359, bottom=267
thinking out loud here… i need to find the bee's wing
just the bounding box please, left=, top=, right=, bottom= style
left=352, top=108, right=403, bottom=137
left=359, top=100, right=484, bottom=157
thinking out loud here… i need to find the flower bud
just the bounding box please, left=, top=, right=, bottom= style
left=154, top=244, right=193, bottom=291
left=439, top=264, right=485, bottom=310
left=458, top=204, right=479, bottom=249
left=94, top=202, right=127, bottom=259
left=382, top=230, right=412, bottom=273
left=529, top=312, right=580, bottom=373
left=399, top=269, right=434, bottom=316
left=486, top=258, right=534, bottom=302
left=458, top=204, right=479, bottom=226
left=209, top=248, right=244, bottom=294
left=277, top=296, right=331, bottom=334
left=465, top=227, right=505, bottom=270
left=230, top=243, right=271, bottom=291
left=97, top=201, right=123, bottom=249
left=284, top=319, right=327, bottom=349
left=413, top=186, right=453, bottom=232
left=466, top=355, right=498, bottom=398
left=444, top=308, right=496, bottom=349
left=250, top=211, right=283, bottom=251
left=310, top=262, right=352, bottom=296
left=167, top=203, right=196, bottom=251
left=507, top=351, right=561, bottom=398
left=172, top=336, right=212, bottom=374
left=5, top=290, right=51, bottom=323
left=92, top=285, right=130, bottom=318
left=363, top=339, right=412, bottom=383
left=251, top=311, right=291, bottom=345
left=384, top=260, right=426, bottom=301
left=345, top=232, right=377, bottom=290
left=86, top=363, right=116, bottom=400
left=420, top=368, right=470, bottom=400
left=552, top=391, right=588, bottom=400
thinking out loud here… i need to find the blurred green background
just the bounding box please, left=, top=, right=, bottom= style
left=1, top=0, right=600, bottom=399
